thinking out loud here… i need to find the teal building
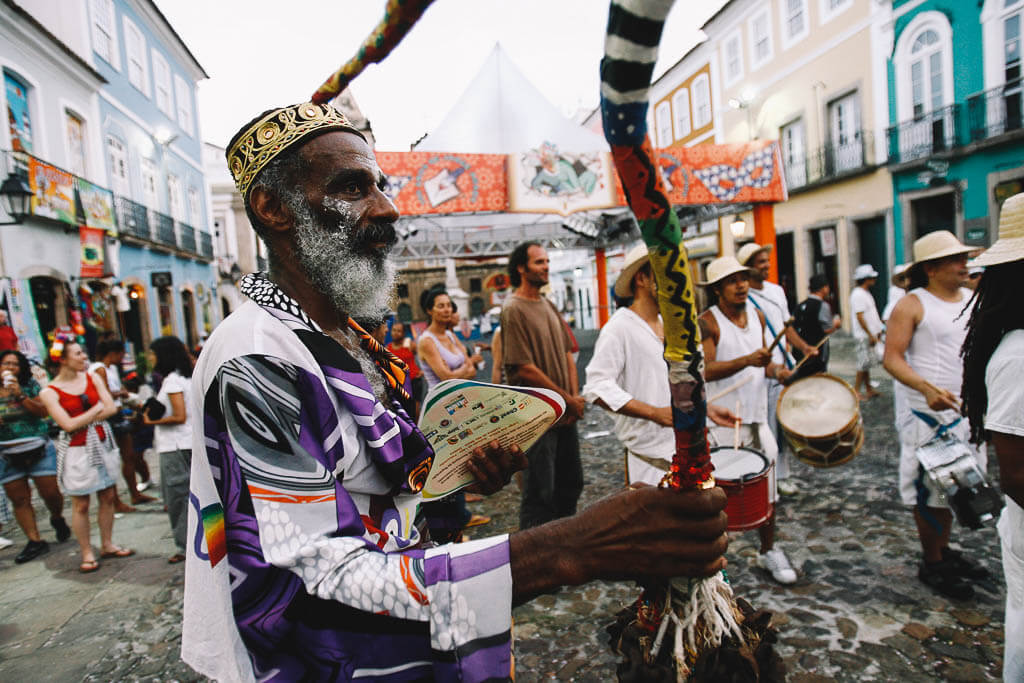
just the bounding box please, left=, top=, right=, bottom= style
left=886, top=0, right=1024, bottom=263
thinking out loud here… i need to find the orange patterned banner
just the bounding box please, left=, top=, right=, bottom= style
left=656, top=139, right=788, bottom=206
left=376, top=152, right=507, bottom=215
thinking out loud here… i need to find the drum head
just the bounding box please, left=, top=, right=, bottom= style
left=710, top=446, right=768, bottom=481
left=778, top=374, right=859, bottom=439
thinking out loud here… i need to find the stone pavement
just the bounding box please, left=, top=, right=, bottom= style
left=0, top=336, right=1008, bottom=681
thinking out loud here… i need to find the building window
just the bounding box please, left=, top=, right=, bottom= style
left=174, top=75, right=194, bottom=136
left=123, top=16, right=149, bottom=95
left=781, top=0, right=808, bottom=48
left=106, top=135, right=130, bottom=196
left=5, top=71, right=33, bottom=154
left=187, top=186, right=202, bottom=227
left=90, top=0, right=119, bottom=68
left=910, top=30, right=944, bottom=117
left=672, top=88, right=691, bottom=139
left=65, top=111, right=87, bottom=176
left=655, top=100, right=672, bottom=147
left=828, top=92, right=863, bottom=172
left=892, top=12, right=955, bottom=160
left=152, top=49, right=173, bottom=116
left=1006, top=11, right=1022, bottom=83
left=781, top=119, right=806, bottom=188
left=167, top=174, right=184, bottom=220
left=722, top=31, right=744, bottom=86
left=819, top=0, right=852, bottom=24
left=140, top=158, right=159, bottom=208
left=469, top=277, right=482, bottom=293
left=691, top=74, right=712, bottom=129
left=748, top=9, right=774, bottom=70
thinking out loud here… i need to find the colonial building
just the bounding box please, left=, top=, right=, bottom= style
left=885, top=0, right=1024, bottom=260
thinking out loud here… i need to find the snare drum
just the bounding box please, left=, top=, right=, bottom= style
left=777, top=373, right=863, bottom=467
left=710, top=446, right=773, bottom=531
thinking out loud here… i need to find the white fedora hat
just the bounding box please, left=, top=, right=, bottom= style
left=972, top=192, right=1024, bottom=267
left=736, top=242, right=772, bottom=267
left=699, top=256, right=751, bottom=286
left=912, top=230, right=974, bottom=265
left=853, top=264, right=879, bottom=280
left=614, top=243, right=652, bottom=298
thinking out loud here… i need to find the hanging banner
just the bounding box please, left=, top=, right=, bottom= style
left=80, top=226, right=105, bottom=278
left=508, top=144, right=618, bottom=216
left=376, top=152, right=507, bottom=215
left=0, top=278, right=42, bottom=363
left=656, top=139, right=788, bottom=206
left=75, top=178, right=117, bottom=234
left=28, top=157, right=75, bottom=223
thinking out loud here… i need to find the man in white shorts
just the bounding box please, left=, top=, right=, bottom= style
left=883, top=231, right=988, bottom=601
left=850, top=264, right=883, bottom=400
left=699, top=256, right=796, bottom=584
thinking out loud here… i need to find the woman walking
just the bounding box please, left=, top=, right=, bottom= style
left=142, top=336, right=193, bottom=564
left=0, top=350, right=70, bottom=563
left=39, top=340, right=132, bottom=572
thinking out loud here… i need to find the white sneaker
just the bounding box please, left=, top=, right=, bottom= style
left=0, top=536, right=13, bottom=550
left=758, top=548, right=798, bottom=584
left=777, top=479, right=799, bottom=496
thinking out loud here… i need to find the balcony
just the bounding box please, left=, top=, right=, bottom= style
left=783, top=131, right=877, bottom=191
left=967, top=80, right=1023, bottom=142
left=179, top=223, right=197, bottom=254
left=115, top=196, right=151, bottom=239
left=153, top=211, right=177, bottom=248
left=199, top=231, right=214, bottom=260
left=886, top=104, right=963, bottom=164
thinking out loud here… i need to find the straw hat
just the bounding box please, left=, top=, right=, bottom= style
left=614, top=243, right=652, bottom=297
left=972, top=192, right=1024, bottom=267
left=699, top=256, right=751, bottom=286
left=736, top=242, right=772, bottom=267
left=912, top=230, right=973, bottom=264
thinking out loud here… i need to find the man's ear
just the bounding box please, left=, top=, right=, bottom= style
left=249, top=187, right=293, bottom=234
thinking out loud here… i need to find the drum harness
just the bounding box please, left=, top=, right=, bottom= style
left=911, top=409, right=1002, bottom=530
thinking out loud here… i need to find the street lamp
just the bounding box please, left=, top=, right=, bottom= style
left=0, top=173, right=32, bottom=225
left=730, top=215, right=746, bottom=239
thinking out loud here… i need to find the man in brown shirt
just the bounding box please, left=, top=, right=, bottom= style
left=502, top=242, right=586, bottom=529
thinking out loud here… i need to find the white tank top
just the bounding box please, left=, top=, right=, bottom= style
left=88, top=361, right=122, bottom=408
left=900, top=287, right=972, bottom=417
left=706, top=302, right=767, bottom=424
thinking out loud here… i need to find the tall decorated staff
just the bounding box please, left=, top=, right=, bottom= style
left=311, top=0, right=436, bottom=104
left=600, top=1, right=779, bottom=680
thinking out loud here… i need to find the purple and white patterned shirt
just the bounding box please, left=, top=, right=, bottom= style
left=182, top=274, right=513, bottom=682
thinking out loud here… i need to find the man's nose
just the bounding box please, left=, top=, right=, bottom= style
left=368, top=185, right=400, bottom=224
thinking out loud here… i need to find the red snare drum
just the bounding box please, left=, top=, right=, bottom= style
left=710, top=446, right=773, bottom=531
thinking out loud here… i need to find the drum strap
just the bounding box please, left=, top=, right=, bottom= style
left=748, top=294, right=794, bottom=369
left=910, top=409, right=961, bottom=437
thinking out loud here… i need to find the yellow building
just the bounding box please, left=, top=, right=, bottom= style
left=653, top=0, right=895, bottom=324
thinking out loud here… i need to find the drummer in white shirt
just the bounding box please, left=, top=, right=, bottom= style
left=698, top=256, right=797, bottom=585
left=583, top=245, right=738, bottom=486
left=738, top=242, right=816, bottom=496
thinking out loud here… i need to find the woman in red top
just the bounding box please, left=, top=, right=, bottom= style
left=39, top=340, right=133, bottom=572
left=386, top=321, right=425, bottom=417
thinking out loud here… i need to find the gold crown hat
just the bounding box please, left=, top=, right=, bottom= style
left=972, top=192, right=1024, bottom=267
left=226, top=102, right=364, bottom=199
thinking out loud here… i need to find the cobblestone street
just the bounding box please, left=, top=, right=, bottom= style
left=0, top=336, right=1007, bottom=681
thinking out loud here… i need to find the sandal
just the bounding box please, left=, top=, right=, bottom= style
left=167, top=553, right=186, bottom=564
left=99, top=547, right=135, bottom=559
left=79, top=559, right=100, bottom=573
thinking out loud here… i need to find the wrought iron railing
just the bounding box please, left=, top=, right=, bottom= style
left=886, top=104, right=963, bottom=164
left=199, top=231, right=214, bottom=260
left=115, top=196, right=151, bottom=239
left=967, top=80, right=1023, bottom=142
left=153, top=211, right=177, bottom=247
left=783, top=130, right=876, bottom=190
left=179, top=223, right=197, bottom=254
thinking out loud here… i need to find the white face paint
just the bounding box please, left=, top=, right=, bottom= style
left=287, top=192, right=397, bottom=322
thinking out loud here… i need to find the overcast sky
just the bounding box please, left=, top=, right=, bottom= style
left=156, top=0, right=726, bottom=151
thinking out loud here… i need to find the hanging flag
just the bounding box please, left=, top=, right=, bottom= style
left=80, top=226, right=105, bottom=277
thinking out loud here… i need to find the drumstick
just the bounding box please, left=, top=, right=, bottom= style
left=788, top=332, right=833, bottom=376
left=707, top=374, right=753, bottom=404
left=733, top=398, right=741, bottom=451
left=767, top=318, right=794, bottom=353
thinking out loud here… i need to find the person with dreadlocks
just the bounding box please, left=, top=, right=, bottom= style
left=883, top=230, right=990, bottom=601
left=960, top=192, right=1024, bottom=681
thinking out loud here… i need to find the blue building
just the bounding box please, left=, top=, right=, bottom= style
left=87, top=0, right=217, bottom=353
left=885, top=0, right=1024, bottom=262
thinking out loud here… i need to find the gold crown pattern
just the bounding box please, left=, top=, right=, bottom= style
left=227, top=102, right=359, bottom=198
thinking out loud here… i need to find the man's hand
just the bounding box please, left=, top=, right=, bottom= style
left=464, top=441, right=528, bottom=496
left=775, top=367, right=794, bottom=384
left=799, top=343, right=818, bottom=358
left=923, top=384, right=959, bottom=412
left=509, top=486, right=728, bottom=602
left=708, top=404, right=740, bottom=428
left=746, top=348, right=771, bottom=368
left=562, top=394, right=585, bottom=425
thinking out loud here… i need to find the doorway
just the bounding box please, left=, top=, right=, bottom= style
left=775, top=232, right=797, bottom=311
left=911, top=192, right=956, bottom=239
left=855, top=216, right=889, bottom=312
left=810, top=226, right=840, bottom=315
left=181, top=289, right=198, bottom=350
left=28, top=277, right=67, bottom=352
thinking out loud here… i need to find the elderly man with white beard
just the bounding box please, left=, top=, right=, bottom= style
left=181, top=103, right=729, bottom=683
